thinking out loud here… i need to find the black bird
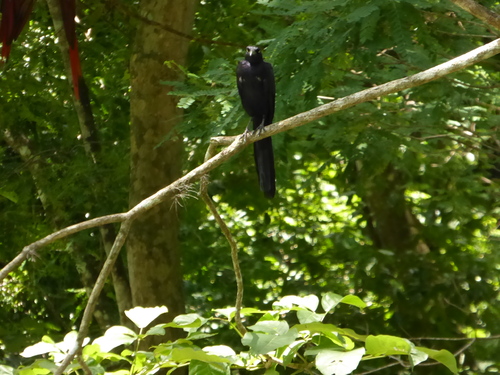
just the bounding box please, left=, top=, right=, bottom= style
left=236, top=46, right=276, bottom=198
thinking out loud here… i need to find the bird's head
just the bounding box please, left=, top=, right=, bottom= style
left=245, top=46, right=263, bottom=64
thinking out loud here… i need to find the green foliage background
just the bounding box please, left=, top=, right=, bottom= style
left=0, top=0, right=499, bottom=374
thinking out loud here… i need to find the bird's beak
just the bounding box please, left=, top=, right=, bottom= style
left=248, top=50, right=253, bottom=56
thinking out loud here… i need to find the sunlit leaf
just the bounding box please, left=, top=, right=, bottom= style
left=125, top=306, right=168, bottom=329
left=315, top=347, right=365, bottom=375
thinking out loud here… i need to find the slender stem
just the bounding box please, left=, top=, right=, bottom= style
left=200, top=176, right=246, bottom=335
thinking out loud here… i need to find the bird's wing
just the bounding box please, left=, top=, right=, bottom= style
left=236, top=60, right=248, bottom=97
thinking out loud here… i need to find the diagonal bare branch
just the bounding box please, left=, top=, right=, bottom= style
left=2, top=37, right=500, bottom=284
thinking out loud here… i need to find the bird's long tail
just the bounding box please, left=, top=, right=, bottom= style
left=253, top=117, right=276, bottom=198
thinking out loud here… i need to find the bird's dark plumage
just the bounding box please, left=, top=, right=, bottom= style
left=236, top=46, right=276, bottom=198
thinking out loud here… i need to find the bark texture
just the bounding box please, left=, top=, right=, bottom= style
left=128, top=0, right=196, bottom=342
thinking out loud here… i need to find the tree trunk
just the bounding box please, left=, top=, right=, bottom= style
left=127, top=0, right=196, bottom=343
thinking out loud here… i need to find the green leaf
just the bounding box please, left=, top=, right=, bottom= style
left=360, top=8, right=380, bottom=43
left=365, top=335, right=412, bottom=356
left=125, top=306, right=168, bottom=329
left=297, top=310, right=325, bottom=324
left=93, top=326, right=137, bottom=352
left=242, top=328, right=298, bottom=355
left=145, top=324, right=166, bottom=336
left=240, top=307, right=269, bottom=315
left=186, top=332, right=218, bottom=341
left=410, top=347, right=428, bottom=367
left=340, top=295, right=366, bottom=309
left=0, top=190, right=18, bottom=203
left=0, top=365, right=14, bottom=375
left=315, top=348, right=366, bottom=375
left=248, top=320, right=290, bottom=335
left=273, top=295, right=319, bottom=311
left=164, top=313, right=207, bottom=330
left=170, top=347, right=231, bottom=364
left=305, top=335, right=350, bottom=355
left=295, top=322, right=360, bottom=347
left=189, top=360, right=230, bottom=375
left=278, top=340, right=306, bottom=366
left=214, top=308, right=235, bottom=320
left=416, top=347, right=458, bottom=374
left=321, top=293, right=342, bottom=312
left=345, top=4, right=379, bottom=23
left=202, top=345, right=236, bottom=360
left=20, top=342, right=59, bottom=358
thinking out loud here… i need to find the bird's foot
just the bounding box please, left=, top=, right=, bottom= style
left=254, top=120, right=266, bottom=136
left=242, top=122, right=252, bottom=140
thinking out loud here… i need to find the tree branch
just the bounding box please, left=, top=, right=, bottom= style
left=449, top=0, right=500, bottom=30
left=2, top=38, right=500, bottom=283
left=0, top=213, right=127, bottom=280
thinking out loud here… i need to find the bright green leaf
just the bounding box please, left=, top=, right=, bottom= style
left=20, top=342, right=59, bottom=358
left=409, top=347, right=428, bottom=367
left=145, top=324, right=166, bottom=336
left=0, top=190, right=18, bottom=203
left=321, top=293, right=343, bottom=312
left=365, top=335, right=412, bottom=356
left=264, top=369, right=280, bottom=375
left=242, top=328, right=298, bottom=355
left=170, top=347, right=231, bottom=363
left=279, top=340, right=306, bottom=366
left=0, top=366, right=14, bottom=375
left=93, top=326, right=137, bottom=352
left=202, top=345, right=236, bottom=359
left=295, top=322, right=353, bottom=348
left=125, top=306, right=168, bottom=329
left=297, top=310, right=325, bottom=324
left=248, top=320, right=290, bottom=335
left=186, top=332, right=217, bottom=341
left=339, top=295, right=366, bottom=309
left=189, top=360, right=230, bottom=375
left=315, top=347, right=366, bottom=375
left=273, top=295, right=319, bottom=311
left=416, top=347, right=458, bottom=374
